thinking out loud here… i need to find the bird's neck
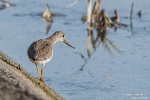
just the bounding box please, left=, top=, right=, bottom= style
left=47, top=34, right=59, bottom=46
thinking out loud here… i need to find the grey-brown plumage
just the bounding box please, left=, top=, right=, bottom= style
left=27, top=31, right=75, bottom=82
left=28, top=39, right=52, bottom=61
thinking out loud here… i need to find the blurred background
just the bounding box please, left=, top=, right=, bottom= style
left=0, top=0, right=150, bottom=99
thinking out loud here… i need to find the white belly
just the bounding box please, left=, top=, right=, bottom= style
left=28, top=49, right=53, bottom=65
left=28, top=56, right=52, bottom=65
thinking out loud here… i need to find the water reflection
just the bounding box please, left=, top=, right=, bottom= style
left=78, top=0, right=124, bottom=71
left=12, top=3, right=65, bottom=35
left=77, top=28, right=122, bottom=71
left=46, top=19, right=52, bottom=34
left=42, top=4, right=53, bottom=34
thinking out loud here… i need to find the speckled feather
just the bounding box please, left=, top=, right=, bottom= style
left=27, top=39, right=53, bottom=61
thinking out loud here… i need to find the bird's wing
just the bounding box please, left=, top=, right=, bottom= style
left=27, top=39, right=52, bottom=61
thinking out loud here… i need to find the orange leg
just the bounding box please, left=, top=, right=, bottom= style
left=36, top=64, right=41, bottom=77
left=40, top=64, right=45, bottom=82
left=35, top=64, right=44, bottom=82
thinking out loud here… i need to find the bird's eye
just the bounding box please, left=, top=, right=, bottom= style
left=62, top=35, right=65, bottom=37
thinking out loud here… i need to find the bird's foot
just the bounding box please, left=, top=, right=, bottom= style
left=39, top=77, right=45, bottom=82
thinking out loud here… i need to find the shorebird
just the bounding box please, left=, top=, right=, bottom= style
left=27, top=31, right=75, bottom=82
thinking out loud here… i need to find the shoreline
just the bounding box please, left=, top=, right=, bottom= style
left=0, top=52, right=63, bottom=100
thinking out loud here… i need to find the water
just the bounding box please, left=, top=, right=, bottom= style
left=0, top=0, right=150, bottom=100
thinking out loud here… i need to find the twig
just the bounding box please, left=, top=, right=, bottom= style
left=65, top=0, right=80, bottom=8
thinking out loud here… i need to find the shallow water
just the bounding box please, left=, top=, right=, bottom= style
left=0, top=0, right=150, bottom=100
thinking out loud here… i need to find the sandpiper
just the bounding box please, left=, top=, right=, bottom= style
left=27, top=31, right=75, bottom=82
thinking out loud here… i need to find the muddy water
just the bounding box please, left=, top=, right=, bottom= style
left=0, top=0, right=150, bottom=100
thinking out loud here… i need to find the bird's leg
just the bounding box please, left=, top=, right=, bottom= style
left=35, top=64, right=41, bottom=78
left=40, top=64, right=45, bottom=82
left=41, top=64, right=45, bottom=77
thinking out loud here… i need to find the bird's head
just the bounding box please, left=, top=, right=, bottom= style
left=54, top=31, right=75, bottom=49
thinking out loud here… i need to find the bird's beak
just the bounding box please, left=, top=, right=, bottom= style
left=63, top=39, right=75, bottom=49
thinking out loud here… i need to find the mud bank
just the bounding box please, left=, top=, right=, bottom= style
left=0, top=52, right=63, bottom=100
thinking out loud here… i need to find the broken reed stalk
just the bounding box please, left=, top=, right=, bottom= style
left=97, top=0, right=102, bottom=9
left=130, top=3, right=134, bottom=30
left=92, top=1, right=100, bottom=26
left=104, top=13, right=113, bottom=24
left=92, top=1, right=100, bottom=15
left=88, top=1, right=102, bottom=30
left=87, top=0, right=92, bottom=27
left=42, top=4, right=52, bottom=22
left=99, top=9, right=108, bottom=32
left=102, top=10, right=107, bottom=30
left=130, top=3, right=134, bottom=19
